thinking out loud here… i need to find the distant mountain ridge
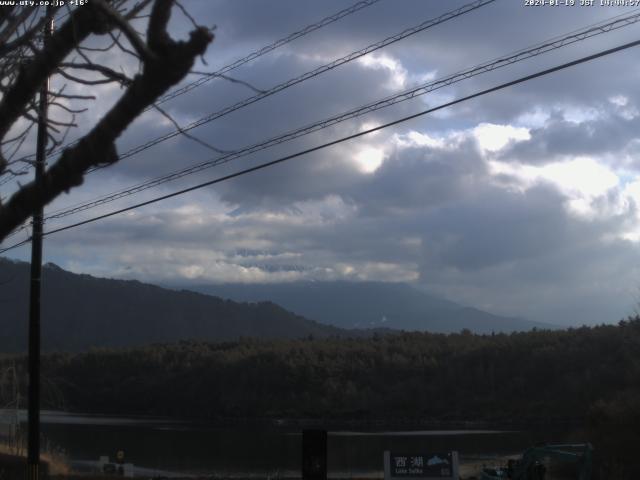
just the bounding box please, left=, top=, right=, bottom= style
left=0, top=258, right=344, bottom=353
left=0, top=257, right=554, bottom=353
left=190, top=281, right=555, bottom=333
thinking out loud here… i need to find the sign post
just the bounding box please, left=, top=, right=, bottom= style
left=302, top=429, right=327, bottom=480
left=27, top=7, right=53, bottom=480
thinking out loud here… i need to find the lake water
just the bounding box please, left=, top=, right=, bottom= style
left=4, top=410, right=575, bottom=477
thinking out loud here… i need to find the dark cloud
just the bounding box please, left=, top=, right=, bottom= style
left=498, top=110, right=640, bottom=164
left=5, top=1, right=640, bottom=328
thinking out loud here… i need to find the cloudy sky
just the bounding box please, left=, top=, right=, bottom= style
left=3, top=0, right=640, bottom=326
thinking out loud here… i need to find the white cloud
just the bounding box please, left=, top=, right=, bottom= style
left=609, top=95, right=638, bottom=120
left=353, top=146, right=386, bottom=173
left=358, top=53, right=407, bottom=90
left=610, top=95, right=628, bottom=107
left=360, top=121, right=383, bottom=136
left=473, top=123, right=531, bottom=153
left=235, top=195, right=358, bottom=225
left=515, top=108, right=551, bottom=129
left=179, top=264, right=206, bottom=279
left=561, top=105, right=601, bottom=124
left=394, top=130, right=446, bottom=149
left=539, top=158, right=619, bottom=198
left=489, top=157, right=620, bottom=218
left=334, top=261, right=419, bottom=282
left=6, top=1, right=640, bottom=329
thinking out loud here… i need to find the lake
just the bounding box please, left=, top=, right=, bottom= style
left=3, top=410, right=578, bottom=477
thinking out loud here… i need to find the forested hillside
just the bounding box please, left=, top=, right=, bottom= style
left=2, top=319, right=637, bottom=424
left=2, top=319, right=639, bottom=473
left=0, top=258, right=344, bottom=352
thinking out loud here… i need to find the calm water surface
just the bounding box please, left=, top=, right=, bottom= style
left=5, top=411, right=575, bottom=476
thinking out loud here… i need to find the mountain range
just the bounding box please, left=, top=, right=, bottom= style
left=0, top=258, right=342, bottom=352
left=190, top=281, right=555, bottom=333
left=0, top=257, right=554, bottom=352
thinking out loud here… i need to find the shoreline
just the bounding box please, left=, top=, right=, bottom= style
left=1, top=408, right=585, bottom=431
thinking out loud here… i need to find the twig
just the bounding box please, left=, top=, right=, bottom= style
left=94, top=0, right=156, bottom=62
left=49, top=92, right=96, bottom=100
left=60, top=61, right=132, bottom=85
left=152, top=102, right=230, bottom=154
left=175, top=0, right=199, bottom=30
left=49, top=101, right=89, bottom=115
left=55, top=68, right=124, bottom=86
left=124, top=0, right=155, bottom=21
left=190, top=70, right=266, bottom=94
left=108, top=30, right=140, bottom=60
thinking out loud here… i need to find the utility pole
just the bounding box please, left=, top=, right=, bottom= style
left=28, top=7, right=53, bottom=480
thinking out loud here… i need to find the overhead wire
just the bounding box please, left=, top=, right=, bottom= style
left=94, top=0, right=496, bottom=168
left=152, top=0, right=384, bottom=108
left=3, top=5, right=636, bottom=242
left=0, top=0, right=384, bottom=182
left=5, top=5, right=640, bottom=242
left=2, top=0, right=501, bottom=232
left=3, top=0, right=496, bottom=185
left=2, top=36, right=639, bottom=253
left=31, top=9, right=640, bottom=225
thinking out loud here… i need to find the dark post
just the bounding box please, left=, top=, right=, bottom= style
left=302, top=429, right=327, bottom=480
left=27, top=8, right=53, bottom=480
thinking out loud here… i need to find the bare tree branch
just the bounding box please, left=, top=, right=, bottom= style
left=175, top=0, right=199, bottom=30
left=48, top=91, right=96, bottom=100
left=152, top=102, right=229, bottom=154
left=60, top=61, right=132, bottom=85
left=124, top=0, right=155, bottom=21
left=190, top=70, right=266, bottom=94
left=0, top=7, right=39, bottom=48
left=49, top=101, right=89, bottom=115
left=94, top=0, right=156, bottom=62
left=108, top=30, right=140, bottom=59
left=0, top=0, right=214, bottom=240
left=0, top=5, right=103, bottom=142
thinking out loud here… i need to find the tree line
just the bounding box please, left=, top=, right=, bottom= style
left=2, top=320, right=639, bottom=422
left=2, top=318, right=640, bottom=475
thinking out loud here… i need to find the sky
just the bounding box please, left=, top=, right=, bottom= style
left=3, top=0, right=640, bottom=326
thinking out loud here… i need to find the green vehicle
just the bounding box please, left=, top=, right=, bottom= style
left=480, top=443, right=593, bottom=480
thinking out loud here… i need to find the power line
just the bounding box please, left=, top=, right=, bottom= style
left=1, top=0, right=496, bottom=197
left=0, top=0, right=384, bottom=182
left=2, top=36, right=639, bottom=254
left=3, top=5, right=633, bottom=244
left=34, top=9, right=640, bottom=225
left=105, top=0, right=496, bottom=166
left=0, top=0, right=494, bottom=188
left=4, top=8, right=638, bottom=249
left=152, top=0, right=384, bottom=108
left=5, top=6, right=639, bottom=241
left=1, top=237, right=31, bottom=253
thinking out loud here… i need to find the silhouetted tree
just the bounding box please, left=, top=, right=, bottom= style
left=0, top=0, right=214, bottom=241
